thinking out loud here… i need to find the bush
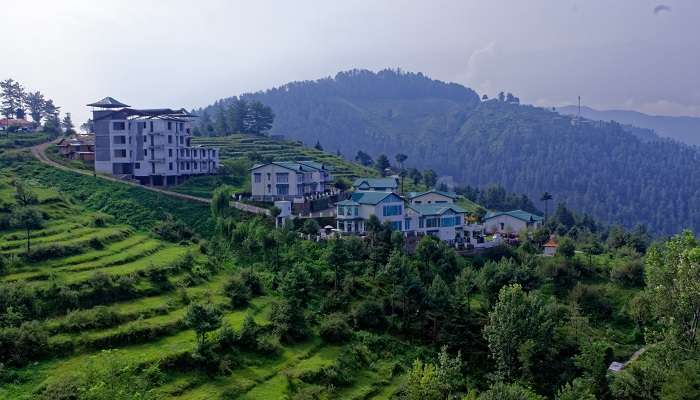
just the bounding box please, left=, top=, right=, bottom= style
left=256, top=332, right=282, bottom=355
left=224, top=275, right=252, bottom=308
left=610, top=258, right=644, bottom=287
left=23, top=243, right=86, bottom=262
left=569, top=283, right=613, bottom=321
left=352, top=300, right=386, bottom=331
left=90, top=213, right=113, bottom=227
left=0, top=321, right=49, bottom=366
left=88, top=237, right=104, bottom=250
left=319, top=313, right=352, bottom=343
left=270, top=300, right=309, bottom=343
left=61, top=306, right=121, bottom=332
left=153, top=214, right=194, bottom=242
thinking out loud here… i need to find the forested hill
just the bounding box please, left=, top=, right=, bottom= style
left=200, top=69, right=700, bottom=235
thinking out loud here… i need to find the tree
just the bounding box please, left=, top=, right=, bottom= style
left=479, top=382, right=546, bottom=400
left=375, top=154, right=391, bottom=176
left=210, top=185, right=232, bottom=219
left=25, top=91, right=45, bottom=124
left=245, top=101, right=274, bottom=134
left=557, top=237, right=575, bottom=258
left=184, top=302, right=222, bottom=349
left=482, top=94, right=489, bottom=100
left=14, top=182, right=38, bottom=207
left=0, top=79, right=26, bottom=119
left=423, top=169, right=437, bottom=188
left=395, top=153, right=408, bottom=169
left=409, top=168, right=422, bottom=185
left=555, top=378, right=596, bottom=400
left=498, top=91, right=506, bottom=102
left=61, top=113, right=75, bottom=134
left=645, top=231, right=700, bottom=349
left=301, top=219, right=320, bottom=235
left=229, top=98, right=248, bottom=133
left=12, top=207, right=44, bottom=253
left=540, top=192, right=552, bottom=222
left=483, top=284, right=554, bottom=382
left=314, top=140, right=323, bottom=151
left=399, top=168, right=408, bottom=193
left=355, top=150, right=373, bottom=166
left=405, top=349, right=465, bottom=400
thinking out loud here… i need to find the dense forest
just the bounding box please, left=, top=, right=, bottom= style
left=198, top=69, right=700, bottom=236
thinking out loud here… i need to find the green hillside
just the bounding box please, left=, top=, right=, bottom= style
left=199, top=69, right=700, bottom=235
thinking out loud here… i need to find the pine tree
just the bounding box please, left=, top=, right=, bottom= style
left=61, top=113, right=75, bottom=134
left=314, top=140, right=323, bottom=151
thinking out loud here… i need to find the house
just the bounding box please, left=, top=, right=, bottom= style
left=483, top=209, right=543, bottom=234
left=57, top=135, right=95, bottom=161
left=353, top=177, right=399, bottom=192
left=250, top=161, right=333, bottom=202
left=407, top=190, right=457, bottom=205
left=405, top=203, right=467, bottom=244
left=336, top=191, right=405, bottom=234
left=0, top=118, right=33, bottom=131
left=336, top=190, right=468, bottom=245
left=543, top=235, right=558, bottom=256
left=88, top=97, right=219, bottom=185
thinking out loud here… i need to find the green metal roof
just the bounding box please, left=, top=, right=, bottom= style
left=350, top=191, right=403, bottom=205
left=484, top=209, right=543, bottom=223
left=353, top=177, right=398, bottom=189
left=250, top=161, right=328, bottom=172
left=408, top=204, right=467, bottom=216
left=336, top=199, right=359, bottom=206
left=407, top=190, right=458, bottom=199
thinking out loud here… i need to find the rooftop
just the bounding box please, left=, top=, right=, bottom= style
left=353, top=177, right=398, bottom=189
left=408, top=203, right=467, bottom=216
left=350, top=191, right=402, bottom=205
left=484, top=209, right=544, bottom=223
left=250, top=161, right=329, bottom=172
left=86, top=97, right=130, bottom=108
left=407, top=189, right=458, bottom=199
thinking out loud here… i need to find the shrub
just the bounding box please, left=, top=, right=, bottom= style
left=237, top=314, right=260, bottom=349
left=610, top=258, right=644, bottom=287
left=319, top=312, right=352, bottom=343
left=23, top=243, right=86, bottom=262
left=352, top=300, right=386, bottom=331
left=0, top=321, right=49, bottom=366
left=89, top=213, right=113, bottom=227
left=61, top=306, right=121, bottom=332
left=88, top=237, right=104, bottom=250
left=224, top=275, right=251, bottom=308
left=256, top=332, right=282, bottom=355
left=153, top=214, right=194, bottom=242
left=270, top=300, right=309, bottom=343
left=569, top=283, right=613, bottom=321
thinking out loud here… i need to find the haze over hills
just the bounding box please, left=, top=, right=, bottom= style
left=558, top=105, right=700, bottom=147
left=198, top=69, right=700, bottom=235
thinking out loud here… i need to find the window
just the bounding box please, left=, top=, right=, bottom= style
left=185, top=149, right=190, bottom=157
left=179, top=122, right=184, bottom=131
left=135, top=163, right=140, bottom=169
left=168, top=135, right=172, bottom=144
left=455, top=216, right=462, bottom=226
left=391, top=221, right=402, bottom=231
left=276, top=173, right=289, bottom=183
left=113, top=149, right=126, bottom=157
left=128, top=136, right=132, bottom=144
left=113, top=135, right=126, bottom=144
left=144, top=149, right=148, bottom=156
left=500, top=222, right=505, bottom=230
left=169, top=162, right=173, bottom=170
left=419, top=218, right=424, bottom=228
left=404, top=219, right=411, bottom=230
left=143, top=136, right=147, bottom=143
left=276, top=184, right=289, bottom=195
left=267, top=173, right=271, bottom=180
left=193, top=162, right=197, bottom=169
left=186, top=162, right=190, bottom=170
left=382, top=204, right=402, bottom=216
left=112, top=121, right=125, bottom=131
left=179, top=136, right=183, bottom=144
left=129, top=150, right=132, bottom=158
left=442, top=216, right=456, bottom=227
left=141, top=122, right=147, bottom=129
left=267, top=184, right=271, bottom=193
left=426, top=217, right=440, bottom=228
left=338, top=206, right=344, bottom=216
left=167, top=122, right=172, bottom=130
left=254, top=173, right=261, bottom=183
left=168, top=149, right=172, bottom=157
left=149, top=121, right=153, bottom=132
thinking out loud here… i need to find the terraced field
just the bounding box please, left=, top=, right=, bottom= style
left=0, top=163, right=406, bottom=400
left=0, top=131, right=49, bottom=152
left=192, top=134, right=376, bottom=181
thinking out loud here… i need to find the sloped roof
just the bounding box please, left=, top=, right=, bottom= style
left=336, top=199, right=359, bottom=206
left=353, top=177, right=398, bottom=189
left=407, top=190, right=458, bottom=199
left=0, top=118, right=33, bottom=127
left=86, top=97, right=130, bottom=108
left=350, top=191, right=403, bottom=205
left=408, top=203, right=467, bottom=216
left=544, top=235, right=558, bottom=248
left=484, top=209, right=544, bottom=223
left=249, top=161, right=326, bottom=172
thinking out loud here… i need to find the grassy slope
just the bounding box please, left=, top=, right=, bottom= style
left=0, top=131, right=48, bottom=152
left=0, top=155, right=402, bottom=400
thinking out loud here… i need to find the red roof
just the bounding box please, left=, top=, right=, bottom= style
left=544, top=236, right=558, bottom=248
left=0, top=118, right=33, bottom=127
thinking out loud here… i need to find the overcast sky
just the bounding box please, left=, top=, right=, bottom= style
left=2, top=0, right=699, bottom=124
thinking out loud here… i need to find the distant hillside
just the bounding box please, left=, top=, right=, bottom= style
left=558, top=105, right=700, bottom=146
left=199, top=69, right=700, bottom=235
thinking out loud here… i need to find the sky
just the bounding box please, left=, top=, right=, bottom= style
left=2, top=0, right=699, bottom=124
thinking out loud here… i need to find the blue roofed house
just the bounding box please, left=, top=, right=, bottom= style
left=482, top=209, right=543, bottom=234
left=336, top=191, right=405, bottom=234
left=336, top=188, right=468, bottom=245
left=250, top=161, right=332, bottom=202
left=353, top=177, right=399, bottom=192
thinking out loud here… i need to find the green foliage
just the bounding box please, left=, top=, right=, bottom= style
left=301, top=219, right=320, bottom=235
left=224, top=273, right=252, bottom=307
left=483, top=284, right=554, bottom=382
left=478, top=382, right=546, bottom=400
left=184, top=302, right=222, bottom=349
left=557, top=237, right=575, bottom=258
left=152, top=213, right=194, bottom=242
left=319, top=312, right=352, bottom=343
left=555, top=378, right=596, bottom=400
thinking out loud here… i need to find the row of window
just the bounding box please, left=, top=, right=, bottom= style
left=112, top=121, right=187, bottom=133
left=420, top=216, right=462, bottom=229
left=382, top=204, right=403, bottom=216
left=143, top=148, right=216, bottom=158
left=338, top=206, right=359, bottom=217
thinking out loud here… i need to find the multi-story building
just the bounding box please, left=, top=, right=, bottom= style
left=336, top=189, right=468, bottom=245
left=482, top=209, right=544, bottom=234
left=88, top=97, right=218, bottom=185
left=250, top=161, right=333, bottom=202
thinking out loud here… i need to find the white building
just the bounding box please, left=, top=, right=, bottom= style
left=89, top=97, right=218, bottom=185
left=483, top=209, right=543, bottom=234
left=407, top=190, right=458, bottom=205
left=336, top=190, right=468, bottom=245
left=250, top=161, right=333, bottom=202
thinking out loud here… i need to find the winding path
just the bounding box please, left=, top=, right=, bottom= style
left=29, top=141, right=269, bottom=215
